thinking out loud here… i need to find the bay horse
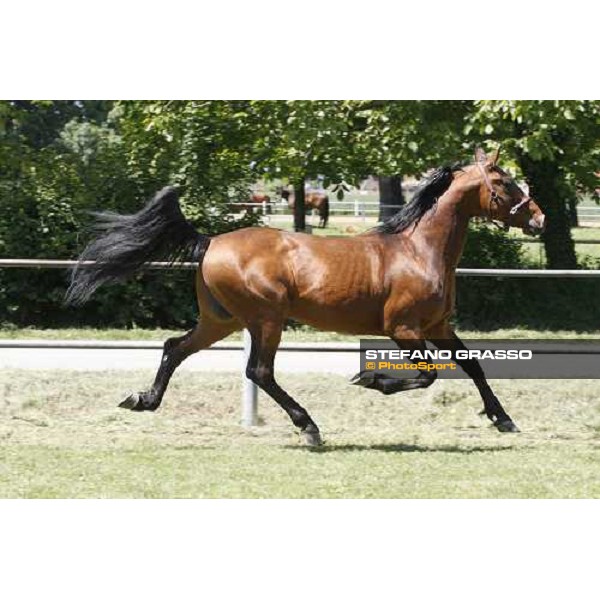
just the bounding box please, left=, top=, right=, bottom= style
left=281, top=188, right=329, bottom=228
left=66, top=147, right=545, bottom=446
left=230, top=191, right=272, bottom=215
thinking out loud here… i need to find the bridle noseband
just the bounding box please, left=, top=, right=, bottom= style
left=476, top=162, right=531, bottom=231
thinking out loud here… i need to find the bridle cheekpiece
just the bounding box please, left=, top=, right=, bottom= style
left=476, top=161, right=531, bottom=231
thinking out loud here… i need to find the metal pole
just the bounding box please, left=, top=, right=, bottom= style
left=241, top=329, right=258, bottom=427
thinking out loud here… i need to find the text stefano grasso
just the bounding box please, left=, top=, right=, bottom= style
left=363, top=349, right=533, bottom=361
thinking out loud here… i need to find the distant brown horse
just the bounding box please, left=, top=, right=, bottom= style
left=281, top=188, right=329, bottom=228
left=230, top=192, right=272, bottom=215
left=66, top=147, right=545, bottom=446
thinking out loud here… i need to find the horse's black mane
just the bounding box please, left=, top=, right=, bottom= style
left=375, top=164, right=463, bottom=234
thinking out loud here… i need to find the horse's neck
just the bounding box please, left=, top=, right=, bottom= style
left=410, top=192, right=471, bottom=276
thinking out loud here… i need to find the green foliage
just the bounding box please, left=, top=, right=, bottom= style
left=468, top=101, right=600, bottom=187
left=246, top=101, right=472, bottom=188
left=0, top=100, right=261, bottom=328
left=461, top=223, right=525, bottom=268
left=351, top=100, right=472, bottom=176
left=466, top=100, right=600, bottom=207
left=456, top=224, right=600, bottom=331
left=466, top=101, right=600, bottom=269
left=248, top=100, right=363, bottom=187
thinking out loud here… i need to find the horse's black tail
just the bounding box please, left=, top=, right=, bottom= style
left=321, top=195, right=329, bottom=228
left=65, top=186, right=209, bottom=306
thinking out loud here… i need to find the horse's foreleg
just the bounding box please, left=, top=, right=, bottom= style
left=319, top=210, right=327, bottom=228
left=352, top=330, right=437, bottom=394
left=246, top=320, right=322, bottom=446
left=120, top=318, right=239, bottom=412
left=430, top=326, right=518, bottom=432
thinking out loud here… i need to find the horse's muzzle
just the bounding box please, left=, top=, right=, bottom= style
left=522, top=214, right=545, bottom=236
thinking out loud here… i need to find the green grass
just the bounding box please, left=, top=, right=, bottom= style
left=1, top=370, right=599, bottom=498
left=266, top=214, right=374, bottom=237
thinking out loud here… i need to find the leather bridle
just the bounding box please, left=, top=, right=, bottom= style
left=476, top=161, right=531, bottom=231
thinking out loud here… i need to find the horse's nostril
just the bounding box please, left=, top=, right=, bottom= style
left=529, top=214, right=545, bottom=234
left=534, top=216, right=546, bottom=234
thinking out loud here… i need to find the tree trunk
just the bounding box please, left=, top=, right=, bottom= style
left=378, top=175, right=404, bottom=222
left=568, top=195, right=579, bottom=227
left=518, top=155, right=577, bottom=269
left=293, top=178, right=306, bottom=232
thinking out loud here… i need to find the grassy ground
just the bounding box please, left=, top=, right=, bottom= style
left=1, top=370, right=599, bottom=498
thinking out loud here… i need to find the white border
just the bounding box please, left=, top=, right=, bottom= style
left=3, top=1, right=599, bottom=99
left=2, top=1, right=599, bottom=597
left=1, top=501, right=598, bottom=598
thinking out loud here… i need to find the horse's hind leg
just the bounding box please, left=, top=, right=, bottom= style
left=246, top=319, right=322, bottom=446
left=120, top=317, right=239, bottom=412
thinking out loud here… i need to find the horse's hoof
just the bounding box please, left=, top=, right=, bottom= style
left=496, top=419, right=520, bottom=433
left=350, top=371, right=381, bottom=389
left=119, top=393, right=141, bottom=411
left=302, top=430, right=323, bottom=447
left=350, top=371, right=376, bottom=388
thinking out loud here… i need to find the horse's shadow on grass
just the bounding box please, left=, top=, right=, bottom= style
left=285, top=443, right=514, bottom=454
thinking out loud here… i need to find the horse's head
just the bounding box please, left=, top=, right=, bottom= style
left=469, top=147, right=545, bottom=236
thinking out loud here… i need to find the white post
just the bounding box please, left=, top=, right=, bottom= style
left=262, top=200, right=270, bottom=226
left=354, top=197, right=359, bottom=217
left=241, top=329, right=258, bottom=427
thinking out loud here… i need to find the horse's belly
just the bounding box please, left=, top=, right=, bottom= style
left=289, top=299, right=382, bottom=335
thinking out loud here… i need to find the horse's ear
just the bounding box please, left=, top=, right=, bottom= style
left=474, top=147, right=488, bottom=164
left=490, top=145, right=501, bottom=165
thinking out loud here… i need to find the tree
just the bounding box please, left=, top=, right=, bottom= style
left=112, top=101, right=261, bottom=233
left=349, top=101, right=472, bottom=222
left=468, top=101, right=600, bottom=268
left=351, top=101, right=472, bottom=176
left=378, top=175, right=404, bottom=221
left=248, top=101, right=367, bottom=231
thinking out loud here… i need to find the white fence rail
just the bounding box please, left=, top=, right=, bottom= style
left=0, top=259, right=196, bottom=270
left=2, top=259, right=600, bottom=426
left=1, top=259, right=600, bottom=278
left=235, top=200, right=600, bottom=221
